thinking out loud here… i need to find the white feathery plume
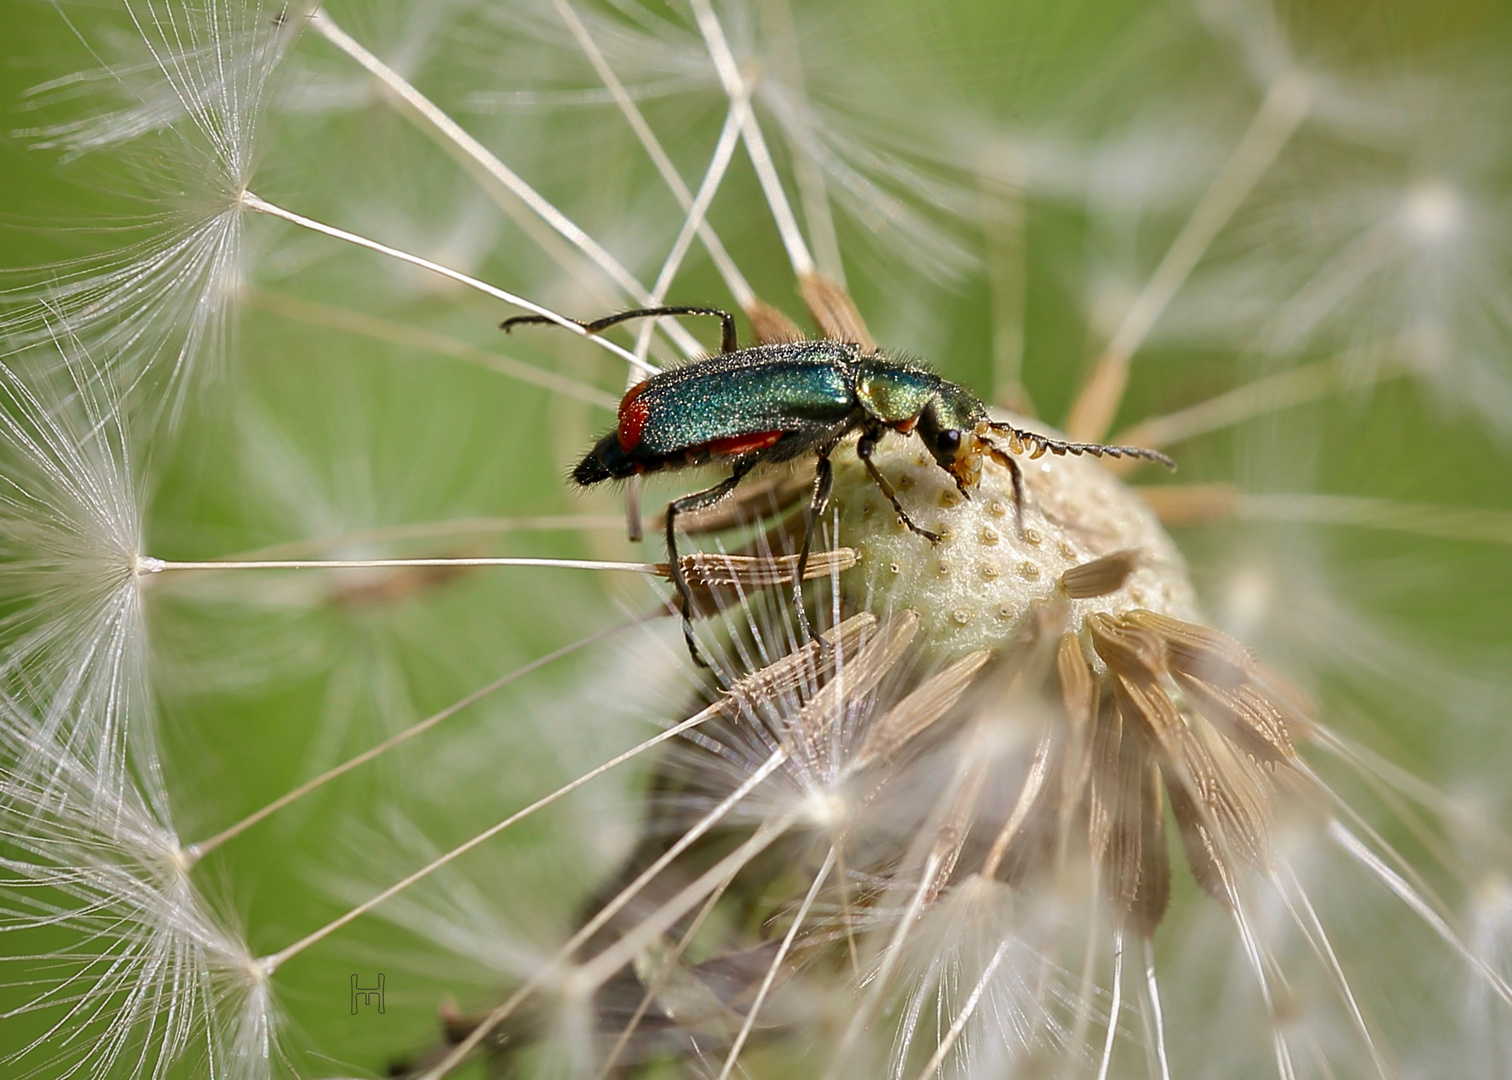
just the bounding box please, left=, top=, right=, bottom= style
left=0, top=687, right=274, bottom=1080
left=6, top=1, right=305, bottom=423
left=0, top=326, right=273, bottom=1076
left=1147, top=4, right=1512, bottom=435
left=0, top=338, right=147, bottom=812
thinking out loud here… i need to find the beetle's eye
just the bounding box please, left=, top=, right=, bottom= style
left=936, top=429, right=962, bottom=453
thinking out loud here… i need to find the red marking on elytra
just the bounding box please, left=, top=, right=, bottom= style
left=708, top=430, right=785, bottom=457
left=617, top=383, right=651, bottom=451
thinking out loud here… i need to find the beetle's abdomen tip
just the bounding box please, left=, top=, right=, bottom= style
left=573, top=429, right=636, bottom=486
left=573, top=454, right=614, bottom=486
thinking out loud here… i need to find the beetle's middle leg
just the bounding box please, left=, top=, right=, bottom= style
left=666, top=463, right=757, bottom=666
left=857, top=431, right=942, bottom=543
left=791, top=443, right=842, bottom=647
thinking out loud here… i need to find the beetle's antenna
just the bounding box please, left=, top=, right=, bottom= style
left=985, top=422, right=1176, bottom=470
left=503, top=306, right=740, bottom=355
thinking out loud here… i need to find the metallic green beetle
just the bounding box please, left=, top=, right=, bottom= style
left=504, top=306, right=1174, bottom=664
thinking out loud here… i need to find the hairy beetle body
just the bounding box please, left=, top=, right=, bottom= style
left=574, top=341, right=860, bottom=486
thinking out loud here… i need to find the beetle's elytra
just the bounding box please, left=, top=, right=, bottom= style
left=503, top=306, right=1174, bottom=665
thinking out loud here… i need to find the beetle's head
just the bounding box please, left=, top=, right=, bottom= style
left=916, top=384, right=986, bottom=490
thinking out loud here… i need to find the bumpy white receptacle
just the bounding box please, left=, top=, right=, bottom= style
left=831, top=418, right=1199, bottom=659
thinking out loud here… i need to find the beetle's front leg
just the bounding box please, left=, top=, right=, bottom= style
left=857, top=431, right=942, bottom=543
left=666, top=465, right=753, bottom=667
left=978, top=440, right=1027, bottom=536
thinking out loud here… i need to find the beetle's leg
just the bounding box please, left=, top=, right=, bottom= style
left=857, top=431, right=942, bottom=543
left=662, top=471, right=813, bottom=537
left=978, top=440, right=1027, bottom=535
left=666, top=464, right=756, bottom=666
left=984, top=421, right=1176, bottom=470
left=502, top=305, right=739, bottom=355
left=792, top=445, right=840, bottom=647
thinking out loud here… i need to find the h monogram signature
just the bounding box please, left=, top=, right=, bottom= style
left=350, top=973, right=385, bottom=1014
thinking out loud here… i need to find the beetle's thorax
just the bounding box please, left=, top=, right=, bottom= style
left=852, top=356, right=945, bottom=428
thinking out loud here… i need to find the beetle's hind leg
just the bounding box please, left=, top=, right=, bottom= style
left=857, top=431, right=942, bottom=543
left=984, top=421, right=1176, bottom=470
left=666, top=464, right=756, bottom=667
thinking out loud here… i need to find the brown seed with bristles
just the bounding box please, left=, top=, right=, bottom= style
left=852, top=649, right=992, bottom=771
left=662, top=549, right=858, bottom=610
left=1055, top=633, right=1098, bottom=810
left=1059, top=549, right=1142, bottom=599
left=1087, top=697, right=1170, bottom=936
left=1083, top=610, right=1305, bottom=917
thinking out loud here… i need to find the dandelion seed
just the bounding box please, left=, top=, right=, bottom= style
left=7, top=2, right=303, bottom=421
left=0, top=690, right=273, bottom=1080
left=0, top=345, right=147, bottom=806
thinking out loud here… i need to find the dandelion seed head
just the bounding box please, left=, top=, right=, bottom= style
left=6, top=0, right=1510, bottom=1073
left=624, top=464, right=1323, bottom=1069
left=835, top=427, right=1197, bottom=659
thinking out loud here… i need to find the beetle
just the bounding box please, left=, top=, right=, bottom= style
left=503, top=305, right=1174, bottom=664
